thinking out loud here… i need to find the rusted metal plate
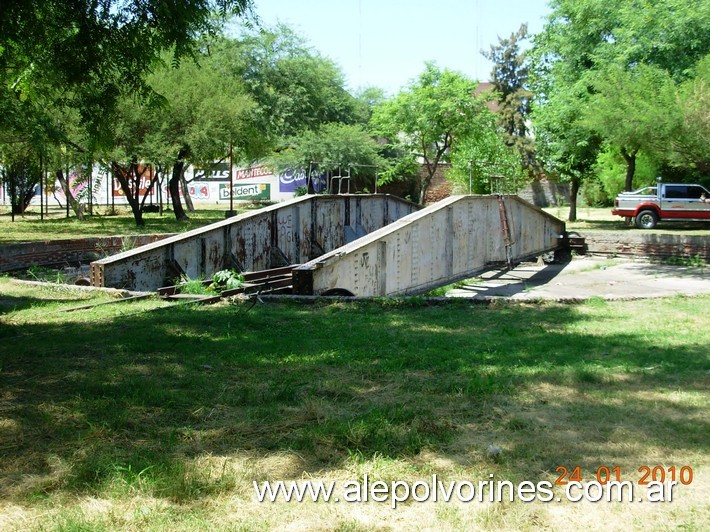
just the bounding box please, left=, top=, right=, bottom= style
left=90, top=194, right=418, bottom=292
left=293, top=195, right=566, bottom=297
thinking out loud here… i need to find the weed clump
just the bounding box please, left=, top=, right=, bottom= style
left=178, top=269, right=245, bottom=295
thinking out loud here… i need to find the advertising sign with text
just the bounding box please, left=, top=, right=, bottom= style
left=195, top=164, right=273, bottom=182
left=219, top=183, right=270, bottom=201
left=279, top=169, right=327, bottom=193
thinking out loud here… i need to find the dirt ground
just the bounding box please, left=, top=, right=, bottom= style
left=447, top=255, right=710, bottom=301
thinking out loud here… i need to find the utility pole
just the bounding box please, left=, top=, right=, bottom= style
left=226, top=143, right=236, bottom=218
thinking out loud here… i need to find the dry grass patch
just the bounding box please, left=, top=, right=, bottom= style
left=0, top=283, right=708, bottom=529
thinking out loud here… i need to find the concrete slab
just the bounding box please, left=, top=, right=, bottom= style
left=447, top=256, right=710, bottom=301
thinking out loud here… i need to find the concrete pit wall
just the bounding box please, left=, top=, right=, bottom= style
left=0, top=235, right=172, bottom=273
left=90, top=194, right=418, bottom=291
left=293, top=195, right=566, bottom=297
left=582, top=231, right=710, bottom=261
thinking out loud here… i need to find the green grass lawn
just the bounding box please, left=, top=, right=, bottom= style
left=0, top=278, right=707, bottom=530
left=0, top=206, right=245, bottom=244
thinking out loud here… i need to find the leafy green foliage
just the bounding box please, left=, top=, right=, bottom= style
left=210, top=269, right=245, bottom=291
left=661, top=54, right=710, bottom=175
left=371, top=63, right=485, bottom=203
left=105, top=48, right=260, bottom=225
left=270, top=123, right=385, bottom=192
left=352, top=86, right=389, bottom=123
left=0, top=1, right=254, bottom=145
left=587, top=147, right=660, bottom=205
left=1, top=1, right=257, bottom=226
left=582, top=64, right=677, bottom=191
left=178, top=270, right=244, bottom=295
left=660, top=254, right=707, bottom=269
left=448, top=111, right=526, bottom=194
left=531, top=0, right=710, bottom=217
left=482, top=24, right=536, bottom=170
left=147, top=53, right=260, bottom=165
left=178, top=277, right=213, bottom=295
left=0, top=144, right=42, bottom=215
left=218, top=24, right=360, bottom=145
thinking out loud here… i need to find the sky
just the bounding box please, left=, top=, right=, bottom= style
left=250, top=0, right=552, bottom=95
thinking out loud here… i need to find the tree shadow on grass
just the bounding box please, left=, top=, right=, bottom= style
left=0, top=293, right=96, bottom=317
left=0, top=299, right=707, bottom=501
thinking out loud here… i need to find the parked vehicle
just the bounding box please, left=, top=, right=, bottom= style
left=612, top=181, right=710, bottom=229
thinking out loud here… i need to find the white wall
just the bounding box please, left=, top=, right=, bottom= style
left=1, top=163, right=319, bottom=208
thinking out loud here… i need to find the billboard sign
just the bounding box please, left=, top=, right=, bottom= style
left=279, top=169, right=327, bottom=193
left=219, top=183, right=270, bottom=201
left=194, top=162, right=230, bottom=181
left=188, top=184, right=210, bottom=200
left=195, top=164, right=273, bottom=182
left=112, top=166, right=153, bottom=197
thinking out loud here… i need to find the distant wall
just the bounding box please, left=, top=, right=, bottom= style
left=583, top=232, right=710, bottom=260
left=518, top=178, right=571, bottom=208
left=424, top=169, right=572, bottom=208
left=423, top=164, right=453, bottom=205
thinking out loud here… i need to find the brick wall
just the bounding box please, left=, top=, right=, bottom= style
left=423, top=164, right=454, bottom=205
left=422, top=165, right=572, bottom=206
left=0, top=234, right=173, bottom=272
left=518, top=177, right=571, bottom=207
left=583, top=231, right=710, bottom=260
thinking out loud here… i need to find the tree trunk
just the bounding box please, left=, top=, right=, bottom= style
left=138, top=168, right=160, bottom=211
left=180, top=171, right=195, bottom=212
left=7, top=175, right=35, bottom=215
left=621, top=147, right=638, bottom=192
left=56, top=170, right=84, bottom=220
left=418, top=170, right=435, bottom=205
left=418, top=142, right=448, bottom=205
left=169, top=152, right=189, bottom=221
left=568, top=176, right=580, bottom=222
left=112, top=162, right=144, bottom=226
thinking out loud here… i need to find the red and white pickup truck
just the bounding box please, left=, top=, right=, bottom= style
left=612, top=182, right=710, bottom=229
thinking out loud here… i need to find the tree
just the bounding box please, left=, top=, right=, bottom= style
left=482, top=24, right=536, bottom=170
left=530, top=0, right=618, bottom=219
left=353, top=86, right=389, bottom=124
left=0, top=80, right=93, bottom=220
left=2, top=1, right=255, bottom=225
left=660, top=54, right=710, bottom=175
left=151, top=52, right=259, bottom=221
left=530, top=78, right=601, bottom=221
left=582, top=64, right=677, bottom=191
left=0, top=144, right=42, bottom=216
left=448, top=111, right=525, bottom=194
left=107, top=52, right=257, bottom=224
left=105, top=93, right=165, bottom=226
left=531, top=0, right=709, bottom=216
left=591, top=147, right=660, bottom=204
left=1, top=0, right=254, bottom=145
left=371, top=63, right=484, bottom=204
left=218, top=25, right=360, bottom=147
left=270, top=123, right=385, bottom=192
